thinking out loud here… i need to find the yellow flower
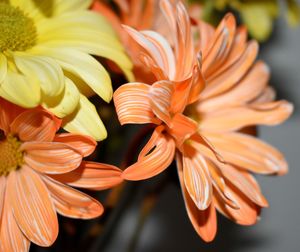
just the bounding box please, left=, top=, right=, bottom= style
left=0, top=0, right=133, bottom=140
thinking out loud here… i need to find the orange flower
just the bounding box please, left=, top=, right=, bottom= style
left=113, top=0, right=293, bottom=242
left=92, top=0, right=166, bottom=83
left=0, top=99, right=123, bottom=251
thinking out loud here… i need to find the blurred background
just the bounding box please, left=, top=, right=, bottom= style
left=32, top=6, right=300, bottom=252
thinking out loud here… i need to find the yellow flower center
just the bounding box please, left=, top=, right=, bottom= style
left=0, top=133, right=23, bottom=176
left=0, top=2, right=37, bottom=52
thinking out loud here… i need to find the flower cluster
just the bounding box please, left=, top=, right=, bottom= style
left=0, top=0, right=294, bottom=251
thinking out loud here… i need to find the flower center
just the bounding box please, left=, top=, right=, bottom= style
left=0, top=2, right=37, bottom=52
left=0, top=133, right=23, bottom=176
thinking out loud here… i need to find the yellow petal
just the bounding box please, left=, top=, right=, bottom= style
left=0, top=53, right=7, bottom=83
left=42, top=77, right=80, bottom=118
left=11, top=0, right=93, bottom=21
left=32, top=46, right=113, bottom=102
left=35, top=11, right=133, bottom=81
left=239, top=3, right=276, bottom=42
left=14, top=54, right=64, bottom=97
left=63, top=95, right=107, bottom=141
left=49, top=0, right=93, bottom=15
left=0, top=71, right=40, bottom=108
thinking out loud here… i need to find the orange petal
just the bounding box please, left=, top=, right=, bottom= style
left=214, top=180, right=260, bottom=226
left=10, top=109, right=58, bottom=142
left=187, top=63, right=206, bottom=105
left=7, top=167, right=58, bottom=246
left=202, top=40, right=258, bottom=99
left=157, top=0, right=196, bottom=80
left=200, top=100, right=293, bottom=132
left=198, top=61, right=269, bottom=113
left=137, top=125, right=164, bottom=159
left=0, top=196, right=30, bottom=252
left=204, top=158, right=239, bottom=209
left=52, top=161, right=123, bottom=190
left=22, top=142, right=82, bottom=174
left=182, top=145, right=212, bottom=210
left=0, top=176, right=6, bottom=222
left=123, top=131, right=175, bottom=180
left=208, top=25, right=248, bottom=79
left=202, top=14, right=236, bottom=78
left=123, top=25, right=174, bottom=77
left=168, top=113, right=198, bottom=148
left=170, top=79, right=192, bottom=114
left=0, top=98, right=25, bottom=134
left=251, top=86, right=276, bottom=104
left=177, top=155, right=217, bottom=242
left=141, top=30, right=176, bottom=79
left=204, top=132, right=288, bottom=175
left=190, top=133, right=225, bottom=163
left=148, top=80, right=174, bottom=125
left=43, top=176, right=104, bottom=219
left=54, top=133, right=96, bottom=157
left=194, top=20, right=215, bottom=53
left=113, top=82, right=160, bottom=125
left=220, top=164, right=268, bottom=207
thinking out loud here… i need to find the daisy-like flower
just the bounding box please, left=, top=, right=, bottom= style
left=113, top=0, right=293, bottom=241
left=0, top=99, right=123, bottom=251
left=0, top=0, right=133, bottom=140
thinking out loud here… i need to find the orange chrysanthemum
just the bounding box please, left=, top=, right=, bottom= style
left=113, top=0, right=293, bottom=242
left=0, top=99, right=123, bottom=251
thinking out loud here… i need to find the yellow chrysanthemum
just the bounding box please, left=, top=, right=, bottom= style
left=0, top=0, right=133, bottom=140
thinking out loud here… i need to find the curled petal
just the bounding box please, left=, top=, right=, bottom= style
left=114, top=83, right=160, bottom=125
left=209, top=26, right=248, bottom=79
left=168, top=113, right=198, bottom=148
left=204, top=158, right=238, bottom=209
left=182, top=145, right=212, bottom=210
left=220, top=164, right=268, bottom=207
left=43, top=176, right=104, bottom=219
left=214, top=180, right=260, bottom=225
left=149, top=80, right=174, bottom=125
left=177, top=155, right=217, bottom=242
left=11, top=109, right=58, bottom=142
left=52, top=161, right=123, bottom=190
left=8, top=167, right=58, bottom=246
left=22, top=142, right=82, bottom=174
left=202, top=14, right=236, bottom=77
left=54, top=133, right=96, bottom=157
left=123, top=130, right=175, bottom=180
left=200, top=100, right=293, bottom=132
left=202, top=40, right=258, bottom=99
left=123, top=25, right=174, bottom=77
left=141, top=30, right=176, bottom=79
